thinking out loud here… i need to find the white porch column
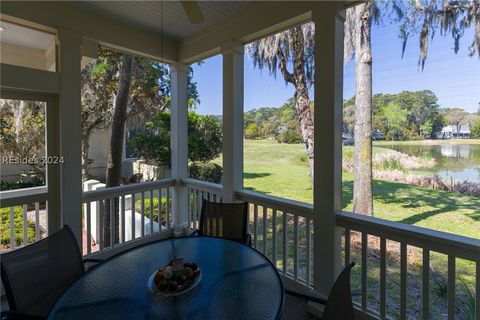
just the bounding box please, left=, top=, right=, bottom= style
left=221, top=42, right=244, bottom=202
left=57, top=29, right=83, bottom=246
left=312, top=4, right=345, bottom=296
left=170, top=63, right=189, bottom=231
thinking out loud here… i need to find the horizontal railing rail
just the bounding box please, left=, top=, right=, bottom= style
left=82, top=178, right=176, bottom=256
left=0, top=186, right=49, bottom=250
left=82, top=178, right=177, bottom=203
left=0, top=186, right=48, bottom=208
left=181, top=178, right=223, bottom=195
left=337, top=210, right=480, bottom=320
left=236, top=190, right=314, bottom=220
left=337, top=211, right=480, bottom=262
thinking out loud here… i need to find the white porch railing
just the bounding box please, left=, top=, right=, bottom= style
left=237, top=189, right=315, bottom=287
left=81, top=178, right=176, bottom=256
left=337, top=211, right=480, bottom=320
left=0, top=186, right=48, bottom=251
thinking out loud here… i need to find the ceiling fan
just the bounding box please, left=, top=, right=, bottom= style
left=180, top=1, right=204, bottom=24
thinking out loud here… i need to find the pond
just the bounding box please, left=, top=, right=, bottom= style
left=381, top=143, right=480, bottom=183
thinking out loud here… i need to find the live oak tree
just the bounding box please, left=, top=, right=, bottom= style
left=247, top=23, right=316, bottom=178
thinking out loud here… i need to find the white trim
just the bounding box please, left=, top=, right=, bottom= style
left=222, top=41, right=244, bottom=202
left=179, top=2, right=312, bottom=63
left=170, top=63, right=189, bottom=230
left=312, top=3, right=345, bottom=296
left=57, top=28, right=83, bottom=245
left=1, top=3, right=177, bottom=63
left=0, top=63, right=60, bottom=94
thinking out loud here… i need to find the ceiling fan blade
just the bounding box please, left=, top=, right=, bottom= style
left=180, top=1, right=204, bottom=24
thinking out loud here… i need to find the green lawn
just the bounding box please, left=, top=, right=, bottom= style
left=237, top=139, right=480, bottom=239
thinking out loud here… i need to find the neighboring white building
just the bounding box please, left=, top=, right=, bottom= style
left=438, top=124, right=470, bottom=139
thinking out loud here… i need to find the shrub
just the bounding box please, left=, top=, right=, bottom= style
left=129, top=111, right=222, bottom=167
left=471, top=120, right=480, bottom=138
left=135, top=197, right=171, bottom=224
left=431, top=268, right=448, bottom=299
left=460, top=279, right=475, bottom=320
left=245, top=123, right=261, bottom=139
left=0, top=206, right=36, bottom=248
left=276, top=129, right=302, bottom=144
left=1, top=171, right=45, bottom=191
left=189, top=162, right=223, bottom=184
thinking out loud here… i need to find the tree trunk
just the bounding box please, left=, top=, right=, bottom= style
left=81, top=132, right=91, bottom=181
left=353, top=3, right=373, bottom=216
left=291, top=26, right=315, bottom=179
left=104, top=54, right=134, bottom=246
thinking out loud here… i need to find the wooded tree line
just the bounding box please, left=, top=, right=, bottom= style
left=344, top=90, right=480, bottom=140
left=243, top=97, right=307, bottom=143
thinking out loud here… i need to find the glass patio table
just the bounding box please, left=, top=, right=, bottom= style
left=48, top=236, right=284, bottom=320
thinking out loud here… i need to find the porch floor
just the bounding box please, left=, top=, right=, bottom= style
left=281, top=294, right=318, bottom=320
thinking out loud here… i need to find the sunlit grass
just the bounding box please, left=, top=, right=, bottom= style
left=236, top=139, right=480, bottom=239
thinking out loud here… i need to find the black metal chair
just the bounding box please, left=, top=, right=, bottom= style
left=285, top=262, right=356, bottom=320
left=193, top=199, right=251, bottom=246
left=1, top=225, right=101, bottom=320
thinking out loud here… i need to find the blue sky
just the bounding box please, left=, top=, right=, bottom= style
left=191, top=20, right=480, bottom=115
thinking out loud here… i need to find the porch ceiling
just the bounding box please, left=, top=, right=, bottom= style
left=72, top=1, right=255, bottom=41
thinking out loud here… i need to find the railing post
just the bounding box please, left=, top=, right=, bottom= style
left=57, top=28, right=83, bottom=247
left=221, top=41, right=244, bottom=202
left=170, top=63, right=189, bottom=233
left=311, top=4, right=345, bottom=296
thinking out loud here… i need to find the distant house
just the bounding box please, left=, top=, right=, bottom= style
left=438, top=125, right=470, bottom=139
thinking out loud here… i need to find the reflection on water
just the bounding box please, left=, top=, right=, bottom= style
left=382, top=143, right=480, bottom=183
